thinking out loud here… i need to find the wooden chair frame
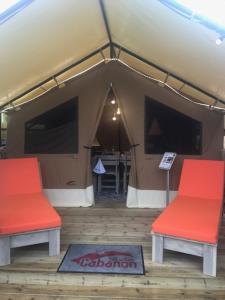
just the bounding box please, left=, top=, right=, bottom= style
left=97, top=154, right=120, bottom=194
left=152, top=233, right=217, bottom=276
left=0, top=227, right=60, bottom=266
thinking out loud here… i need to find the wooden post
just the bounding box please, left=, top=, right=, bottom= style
left=0, top=236, right=10, bottom=266
left=152, top=234, right=164, bottom=263
left=48, top=229, right=60, bottom=256
left=203, top=244, right=217, bottom=277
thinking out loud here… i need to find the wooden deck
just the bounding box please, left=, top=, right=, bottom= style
left=0, top=201, right=225, bottom=299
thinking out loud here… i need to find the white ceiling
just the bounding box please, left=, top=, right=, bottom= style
left=1, top=0, right=225, bottom=109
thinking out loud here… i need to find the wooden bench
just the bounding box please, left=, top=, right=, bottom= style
left=151, top=159, right=224, bottom=277
left=0, top=158, right=61, bottom=266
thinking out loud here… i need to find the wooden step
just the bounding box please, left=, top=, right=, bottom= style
left=0, top=205, right=225, bottom=298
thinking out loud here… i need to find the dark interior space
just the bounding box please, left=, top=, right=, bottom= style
left=92, top=89, right=131, bottom=202
left=145, top=97, right=202, bottom=154
left=95, top=91, right=130, bottom=153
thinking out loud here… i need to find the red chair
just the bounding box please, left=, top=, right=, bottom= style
left=0, top=157, right=61, bottom=265
left=151, top=159, right=224, bottom=276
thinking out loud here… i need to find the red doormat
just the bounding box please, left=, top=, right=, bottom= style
left=58, top=244, right=145, bottom=275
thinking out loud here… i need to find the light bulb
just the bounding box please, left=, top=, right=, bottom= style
left=112, top=112, right=117, bottom=121
left=111, top=99, right=116, bottom=104
left=116, top=107, right=121, bottom=115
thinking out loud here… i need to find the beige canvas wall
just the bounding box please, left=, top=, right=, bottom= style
left=6, top=61, right=224, bottom=192
left=6, top=63, right=109, bottom=189
left=104, top=62, right=223, bottom=190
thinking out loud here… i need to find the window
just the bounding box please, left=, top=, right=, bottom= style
left=25, top=98, right=78, bottom=154
left=160, top=0, right=225, bottom=37
left=145, top=97, right=202, bottom=154
left=0, top=0, right=33, bottom=25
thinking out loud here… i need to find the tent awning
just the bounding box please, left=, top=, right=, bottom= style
left=1, top=0, right=225, bottom=111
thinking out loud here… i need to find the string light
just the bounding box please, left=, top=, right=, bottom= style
left=116, top=107, right=121, bottom=115
left=112, top=112, right=117, bottom=121
left=2, top=57, right=225, bottom=114
left=109, top=86, right=116, bottom=104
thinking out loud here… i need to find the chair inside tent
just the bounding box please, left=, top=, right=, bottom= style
left=91, top=88, right=131, bottom=203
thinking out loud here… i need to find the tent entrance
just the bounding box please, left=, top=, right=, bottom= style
left=91, top=89, right=131, bottom=203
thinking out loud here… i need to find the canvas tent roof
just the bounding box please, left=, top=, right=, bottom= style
left=1, top=0, right=225, bottom=113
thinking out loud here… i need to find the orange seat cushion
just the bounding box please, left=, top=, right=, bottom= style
left=0, top=193, right=61, bottom=235
left=152, top=159, right=224, bottom=244
left=0, top=158, right=42, bottom=196
left=152, top=195, right=223, bottom=244
left=0, top=157, right=61, bottom=235
left=178, top=159, right=224, bottom=200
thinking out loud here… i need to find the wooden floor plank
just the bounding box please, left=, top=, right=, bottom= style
left=0, top=203, right=225, bottom=299
left=0, top=284, right=225, bottom=300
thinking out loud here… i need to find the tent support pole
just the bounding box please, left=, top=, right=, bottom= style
left=99, top=0, right=115, bottom=58
left=112, top=42, right=225, bottom=107
left=3, top=40, right=225, bottom=110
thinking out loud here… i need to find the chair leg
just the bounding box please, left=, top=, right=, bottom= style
left=116, top=171, right=120, bottom=194
left=203, top=244, right=217, bottom=276
left=152, top=234, right=164, bottom=263
left=97, top=175, right=102, bottom=193
left=0, top=236, right=10, bottom=266
left=48, top=229, right=60, bottom=256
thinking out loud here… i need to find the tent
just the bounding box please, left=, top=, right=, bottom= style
left=6, top=61, right=223, bottom=207
left=1, top=0, right=224, bottom=207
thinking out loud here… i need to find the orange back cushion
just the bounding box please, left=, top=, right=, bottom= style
left=178, top=159, right=224, bottom=200
left=0, top=158, right=42, bottom=196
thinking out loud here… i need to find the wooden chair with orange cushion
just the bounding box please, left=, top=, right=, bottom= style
left=151, top=159, right=224, bottom=276
left=0, top=157, right=61, bottom=266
